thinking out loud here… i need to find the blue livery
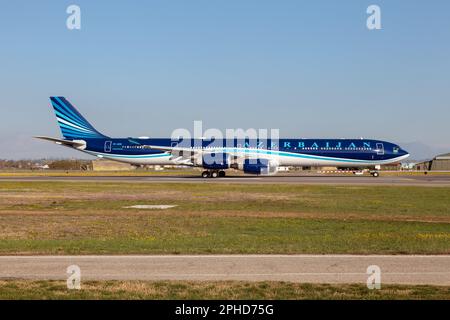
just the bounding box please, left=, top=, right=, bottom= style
left=36, top=97, right=410, bottom=178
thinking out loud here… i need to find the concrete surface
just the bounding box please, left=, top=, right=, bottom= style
left=1, top=255, right=449, bottom=285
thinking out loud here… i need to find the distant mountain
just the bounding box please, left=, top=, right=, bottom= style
left=400, top=142, right=449, bottom=162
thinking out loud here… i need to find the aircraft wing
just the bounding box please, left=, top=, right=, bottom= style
left=145, top=145, right=198, bottom=165
left=145, top=145, right=193, bottom=153
left=146, top=144, right=273, bottom=163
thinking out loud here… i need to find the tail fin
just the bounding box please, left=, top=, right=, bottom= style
left=50, top=97, right=109, bottom=140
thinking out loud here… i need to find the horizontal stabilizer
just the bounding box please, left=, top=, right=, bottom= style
left=34, top=136, right=86, bottom=148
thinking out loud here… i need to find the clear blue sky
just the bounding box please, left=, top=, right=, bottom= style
left=0, top=0, right=449, bottom=159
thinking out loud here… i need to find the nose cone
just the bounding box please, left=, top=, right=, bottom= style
left=401, top=148, right=410, bottom=159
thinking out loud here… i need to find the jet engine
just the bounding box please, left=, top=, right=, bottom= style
left=240, top=158, right=278, bottom=175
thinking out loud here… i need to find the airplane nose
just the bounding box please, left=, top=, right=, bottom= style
left=401, top=149, right=410, bottom=157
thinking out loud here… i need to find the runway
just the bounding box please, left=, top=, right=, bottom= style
left=1, top=174, right=450, bottom=186
left=1, top=255, right=449, bottom=285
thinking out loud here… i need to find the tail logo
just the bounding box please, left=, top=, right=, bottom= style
left=50, top=97, right=107, bottom=140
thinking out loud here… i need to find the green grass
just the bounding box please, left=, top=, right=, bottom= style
left=0, top=280, right=448, bottom=300
left=1, top=181, right=450, bottom=218
left=0, top=217, right=448, bottom=254
left=0, top=181, right=449, bottom=254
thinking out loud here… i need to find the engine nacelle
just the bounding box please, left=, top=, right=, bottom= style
left=242, top=158, right=278, bottom=175
left=202, top=152, right=231, bottom=170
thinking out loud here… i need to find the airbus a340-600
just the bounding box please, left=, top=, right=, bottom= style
left=36, top=97, right=409, bottom=178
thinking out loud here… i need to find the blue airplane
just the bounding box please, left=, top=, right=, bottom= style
left=36, top=97, right=409, bottom=178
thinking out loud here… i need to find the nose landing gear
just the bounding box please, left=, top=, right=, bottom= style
left=370, top=171, right=380, bottom=177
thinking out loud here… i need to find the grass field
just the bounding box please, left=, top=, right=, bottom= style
left=0, top=280, right=448, bottom=300
left=0, top=181, right=449, bottom=254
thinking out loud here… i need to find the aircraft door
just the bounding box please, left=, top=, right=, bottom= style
left=104, top=141, right=112, bottom=153
left=376, top=143, right=384, bottom=155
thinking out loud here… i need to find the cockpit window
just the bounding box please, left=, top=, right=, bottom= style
left=393, top=147, right=399, bottom=154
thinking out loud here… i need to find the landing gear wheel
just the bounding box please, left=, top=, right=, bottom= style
left=211, top=171, right=219, bottom=178
left=201, top=171, right=210, bottom=178
left=371, top=171, right=380, bottom=177
left=218, top=171, right=226, bottom=177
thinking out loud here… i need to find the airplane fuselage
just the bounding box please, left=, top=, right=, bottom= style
left=79, top=138, right=409, bottom=168
left=37, top=97, right=410, bottom=177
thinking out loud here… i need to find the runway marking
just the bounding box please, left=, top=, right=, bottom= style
left=124, top=205, right=177, bottom=209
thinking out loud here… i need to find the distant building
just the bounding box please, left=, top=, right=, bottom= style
left=430, top=153, right=450, bottom=170
left=400, top=162, right=415, bottom=170
left=413, top=160, right=432, bottom=171
left=413, top=152, right=450, bottom=171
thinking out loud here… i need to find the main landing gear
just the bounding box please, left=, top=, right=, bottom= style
left=370, top=170, right=380, bottom=177
left=201, top=170, right=226, bottom=178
